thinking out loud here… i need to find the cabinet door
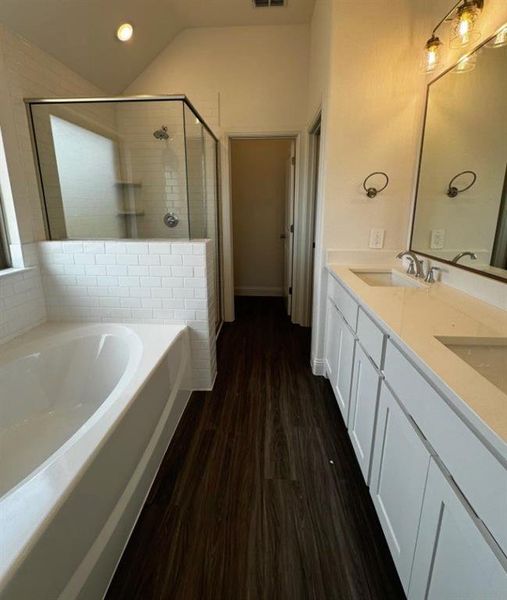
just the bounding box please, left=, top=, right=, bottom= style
left=335, top=317, right=355, bottom=423
left=325, top=301, right=356, bottom=423
left=324, top=300, right=340, bottom=387
left=348, top=343, right=381, bottom=482
left=370, top=383, right=432, bottom=592
left=409, top=459, right=507, bottom=600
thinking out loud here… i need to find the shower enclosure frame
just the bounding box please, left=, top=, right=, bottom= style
left=25, top=94, right=223, bottom=326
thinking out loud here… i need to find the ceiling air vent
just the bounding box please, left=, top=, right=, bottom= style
left=253, top=0, right=285, bottom=7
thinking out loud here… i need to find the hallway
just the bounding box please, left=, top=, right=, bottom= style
left=107, top=297, right=404, bottom=599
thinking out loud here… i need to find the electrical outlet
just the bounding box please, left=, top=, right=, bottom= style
left=430, top=229, right=445, bottom=249
left=369, top=228, right=385, bottom=249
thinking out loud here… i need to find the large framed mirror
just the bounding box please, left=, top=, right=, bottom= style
left=410, top=30, right=507, bottom=283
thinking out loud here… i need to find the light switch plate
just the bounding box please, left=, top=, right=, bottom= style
left=369, top=228, right=385, bottom=249
left=430, top=229, right=445, bottom=249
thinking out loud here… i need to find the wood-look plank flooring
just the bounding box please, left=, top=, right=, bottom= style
left=107, top=297, right=404, bottom=600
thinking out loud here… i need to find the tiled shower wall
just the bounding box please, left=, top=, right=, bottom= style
left=115, top=102, right=190, bottom=239
left=38, top=239, right=217, bottom=389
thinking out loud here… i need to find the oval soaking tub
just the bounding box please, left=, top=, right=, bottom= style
left=0, top=322, right=191, bottom=600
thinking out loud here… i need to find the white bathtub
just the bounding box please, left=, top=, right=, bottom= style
left=0, top=322, right=191, bottom=599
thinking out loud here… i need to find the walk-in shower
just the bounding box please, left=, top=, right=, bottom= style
left=26, top=95, right=221, bottom=322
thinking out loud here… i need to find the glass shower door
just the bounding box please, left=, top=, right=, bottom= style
left=183, top=105, right=221, bottom=329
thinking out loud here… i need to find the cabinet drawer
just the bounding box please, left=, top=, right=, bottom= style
left=328, top=275, right=358, bottom=331
left=384, top=340, right=507, bottom=555
left=357, top=308, right=386, bottom=368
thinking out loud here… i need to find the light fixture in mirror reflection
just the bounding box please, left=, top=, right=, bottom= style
left=411, top=34, right=507, bottom=282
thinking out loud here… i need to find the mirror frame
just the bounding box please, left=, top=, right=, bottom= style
left=409, top=29, right=507, bottom=284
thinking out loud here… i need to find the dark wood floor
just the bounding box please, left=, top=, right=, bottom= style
left=107, top=297, right=404, bottom=600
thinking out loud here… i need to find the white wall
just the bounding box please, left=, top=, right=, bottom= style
left=125, top=25, right=310, bottom=134
left=310, top=0, right=422, bottom=368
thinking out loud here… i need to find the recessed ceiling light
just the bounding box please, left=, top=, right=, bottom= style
left=116, top=23, right=133, bottom=42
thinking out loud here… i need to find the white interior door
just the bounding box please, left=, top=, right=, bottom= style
left=283, top=142, right=295, bottom=315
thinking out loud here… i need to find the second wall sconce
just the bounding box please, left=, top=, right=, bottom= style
left=447, top=170, right=478, bottom=197
left=363, top=172, right=389, bottom=198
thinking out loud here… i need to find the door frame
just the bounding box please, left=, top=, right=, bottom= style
left=303, top=112, right=322, bottom=327
left=221, top=130, right=302, bottom=322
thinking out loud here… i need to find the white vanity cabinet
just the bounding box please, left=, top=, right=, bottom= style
left=324, top=269, right=507, bottom=598
left=409, top=459, right=507, bottom=599
left=369, top=383, right=432, bottom=592
left=348, top=343, right=381, bottom=482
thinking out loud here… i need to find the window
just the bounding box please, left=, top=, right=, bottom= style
left=0, top=191, right=10, bottom=269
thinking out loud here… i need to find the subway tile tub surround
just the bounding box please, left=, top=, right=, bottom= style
left=38, top=240, right=217, bottom=390
left=0, top=243, right=46, bottom=345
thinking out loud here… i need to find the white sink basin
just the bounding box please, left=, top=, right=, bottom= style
left=437, top=337, right=507, bottom=395
left=352, top=269, right=423, bottom=288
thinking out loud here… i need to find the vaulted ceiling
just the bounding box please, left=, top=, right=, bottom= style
left=0, top=0, right=315, bottom=93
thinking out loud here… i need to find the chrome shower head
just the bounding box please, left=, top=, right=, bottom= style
left=153, top=125, right=169, bottom=140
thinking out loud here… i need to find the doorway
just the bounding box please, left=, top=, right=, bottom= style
left=230, top=137, right=296, bottom=315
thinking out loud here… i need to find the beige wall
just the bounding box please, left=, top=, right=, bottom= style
left=231, top=138, right=292, bottom=296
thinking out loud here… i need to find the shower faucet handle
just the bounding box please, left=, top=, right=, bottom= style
left=163, top=212, right=179, bottom=228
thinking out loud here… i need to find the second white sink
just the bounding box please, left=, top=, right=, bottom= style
left=437, top=337, right=507, bottom=395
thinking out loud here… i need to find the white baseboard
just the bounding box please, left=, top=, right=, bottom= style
left=235, top=286, right=284, bottom=297
left=312, top=357, right=326, bottom=376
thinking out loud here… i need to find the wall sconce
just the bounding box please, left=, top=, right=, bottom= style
left=363, top=172, right=389, bottom=198
left=424, top=35, right=443, bottom=72
left=450, top=1, right=483, bottom=48
left=446, top=170, right=477, bottom=197
left=423, top=1, right=484, bottom=73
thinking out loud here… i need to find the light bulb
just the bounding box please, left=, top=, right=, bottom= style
left=451, top=2, right=481, bottom=48
left=116, top=23, right=134, bottom=42
left=423, top=35, right=442, bottom=73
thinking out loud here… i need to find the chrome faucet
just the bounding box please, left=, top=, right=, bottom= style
left=396, top=251, right=425, bottom=278
left=451, top=251, right=478, bottom=264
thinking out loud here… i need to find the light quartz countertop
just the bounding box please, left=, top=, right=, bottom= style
left=327, top=264, right=507, bottom=460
